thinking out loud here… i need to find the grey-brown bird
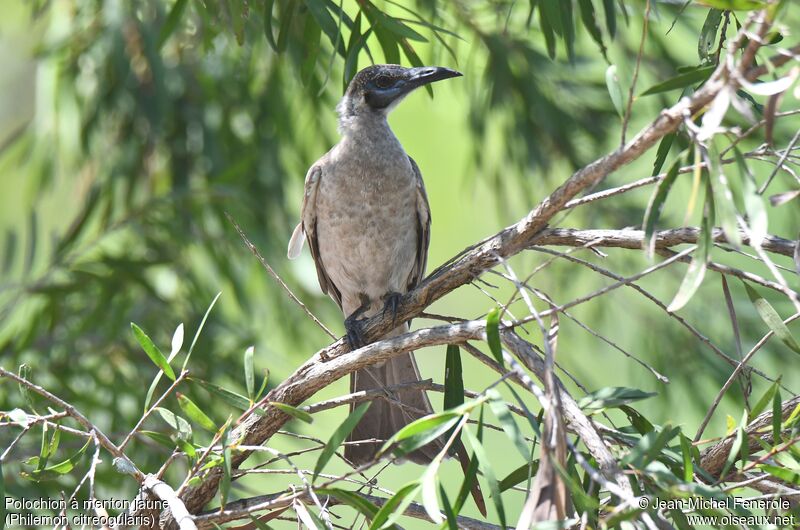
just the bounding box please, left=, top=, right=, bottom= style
left=287, top=64, right=461, bottom=465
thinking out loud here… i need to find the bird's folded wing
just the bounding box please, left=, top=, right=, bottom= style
left=408, top=156, right=431, bottom=290
left=290, top=164, right=343, bottom=309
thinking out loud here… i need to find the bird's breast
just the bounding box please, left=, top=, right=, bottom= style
left=315, top=140, right=420, bottom=307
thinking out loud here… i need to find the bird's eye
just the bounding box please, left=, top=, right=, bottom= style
left=374, top=75, right=393, bottom=89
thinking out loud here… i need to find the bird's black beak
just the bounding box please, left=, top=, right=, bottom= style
left=406, top=66, right=463, bottom=90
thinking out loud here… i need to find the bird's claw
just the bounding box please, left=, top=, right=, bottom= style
left=344, top=315, right=367, bottom=349
left=382, top=292, right=402, bottom=325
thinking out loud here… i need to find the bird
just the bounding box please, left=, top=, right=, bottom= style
left=287, top=64, right=462, bottom=465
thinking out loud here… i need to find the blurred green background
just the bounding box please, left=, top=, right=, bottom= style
left=0, top=0, right=798, bottom=526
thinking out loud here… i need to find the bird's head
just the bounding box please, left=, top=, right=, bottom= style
left=337, top=64, right=462, bottom=124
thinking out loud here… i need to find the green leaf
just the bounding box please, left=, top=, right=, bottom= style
left=439, top=484, right=457, bottom=530
left=191, top=378, right=251, bottom=411
left=487, top=389, right=528, bottom=459
left=652, top=132, right=676, bottom=177
left=159, top=0, right=189, bottom=49
left=442, top=344, right=464, bottom=455
left=132, top=323, right=176, bottom=381
left=23, top=438, right=91, bottom=480
left=743, top=283, right=800, bottom=354
left=304, top=0, right=346, bottom=56
left=749, top=379, right=781, bottom=422
left=539, top=0, right=559, bottom=59
left=499, top=461, right=539, bottom=492
left=244, top=346, right=255, bottom=401
left=313, top=402, right=371, bottom=481
left=141, top=430, right=177, bottom=449
left=270, top=402, right=313, bottom=424
left=421, top=462, right=443, bottom=524
left=680, top=434, right=694, bottom=482
left=369, top=482, right=420, bottom=530
left=720, top=410, right=747, bottom=478
left=733, top=148, right=767, bottom=246
left=249, top=515, right=275, bottom=530
left=263, top=0, right=278, bottom=51
left=452, top=443, right=480, bottom=513
left=316, top=488, right=379, bottom=521
left=643, top=153, right=684, bottom=257
left=155, top=407, right=193, bottom=441
left=183, top=292, right=221, bottom=372
left=707, top=143, right=741, bottom=248
left=301, top=13, right=322, bottom=84
left=698, top=9, right=723, bottom=63
left=485, top=308, right=503, bottom=366
left=558, top=0, right=575, bottom=62
left=344, top=11, right=366, bottom=83
left=602, top=0, right=616, bottom=37
left=667, top=181, right=713, bottom=312
left=758, top=464, right=800, bottom=485
left=641, top=65, right=715, bottom=96
left=145, top=323, right=186, bottom=412
left=8, top=408, right=29, bottom=428
left=368, top=4, right=426, bottom=42
left=605, top=65, right=624, bottom=117
left=464, top=418, right=505, bottom=528
left=697, top=0, right=767, bottom=10
left=578, top=0, right=608, bottom=61
left=177, top=393, right=217, bottom=432
left=388, top=414, right=460, bottom=458
left=621, top=424, right=680, bottom=469
left=772, top=387, right=782, bottom=443
left=578, top=386, right=657, bottom=412
left=256, top=369, right=270, bottom=401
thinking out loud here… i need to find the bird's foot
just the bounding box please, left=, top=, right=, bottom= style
left=381, top=292, right=403, bottom=325
left=345, top=294, right=371, bottom=350
left=344, top=315, right=368, bottom=349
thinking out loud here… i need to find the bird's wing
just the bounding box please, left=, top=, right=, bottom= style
left=288, top=164, right=343, bottom=309
left=408, top=156, right=431, bottom=290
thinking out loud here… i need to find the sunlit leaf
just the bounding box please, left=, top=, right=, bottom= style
left=155, top=407, right=193, bottom=441
left=643, top=153, right=684, bottom=257
left=369, top=482, right=420, bottom=530
left=641, top=65, right=715, bottom=96
left=244, top=346, right=255, bottom=401
left=578, top=386, right=657, bottom=412
left=177, top=393, right=217, bottom=432
left=743, top=283, right=800, bottom=355
left=697, top=0, right=767, bottom=10
left=313, top=402, right=371, bottom=481
left=605, top=65, right=624, bottom=117
left=486, top=308, right=503, bottom=366
left=270, top=402, right=313, bottom=424
left=667, top=180, right=713, bottom=312
left=132, top=323, right=175, bottom=381
left=698, top=9, right=723, bottom=63
left=191, top=378, right=251, bottom=411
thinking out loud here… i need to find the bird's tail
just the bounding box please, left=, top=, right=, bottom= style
left=345, top=324, right=441, bottom=465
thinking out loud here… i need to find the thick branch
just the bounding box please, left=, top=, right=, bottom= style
left=700, top=395, right=800, bottom=479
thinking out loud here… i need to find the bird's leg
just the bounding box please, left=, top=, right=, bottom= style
left=344, top=293, right=371, bottom=349
left=381, top=291, right=403, bottom=325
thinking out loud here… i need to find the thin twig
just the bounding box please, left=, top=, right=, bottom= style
left=225, top=212, right=336, bottom=340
